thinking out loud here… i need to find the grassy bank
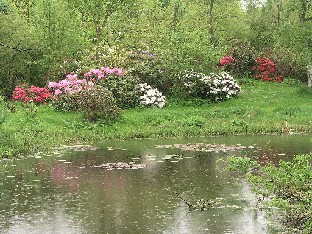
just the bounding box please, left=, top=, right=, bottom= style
left=1, top=79, right=311, bottom=158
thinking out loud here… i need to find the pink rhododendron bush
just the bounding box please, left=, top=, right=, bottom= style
left=76, top=85, right=120, bottom=123
left=11, top=60, right=244, bottom=123
left=11, top=66, right=169, bottom=122
left=47, top=67, right=125, bottom=118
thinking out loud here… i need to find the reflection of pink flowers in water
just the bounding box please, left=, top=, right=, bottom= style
left=50, top=163, right=79, bottom=190
left=51, top=163, right=65, bottom=182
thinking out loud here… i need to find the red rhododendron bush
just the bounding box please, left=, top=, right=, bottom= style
left=253, top=57, right=283, bottom=83
left=218, top=54, right=284, bottom=83
left=217, top=44, right=291, bottom=83
left=11, top=67, right=124, bottom=106
left=12, top=85, right=52, bottom=104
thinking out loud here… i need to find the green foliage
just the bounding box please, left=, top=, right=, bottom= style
left=261, top=47, right=308, bottom=82
left=0, top=0, right=9, bottom=14
left=0, top=11, right=42, bottom=97
left=0, top=94, right=8, bottom=126
left=0, top=0, right=88, bottom=97
left=245, top=0, right=312, bottom=66
left=78, top=86, right=120, bottom=123
left=81, top=44, right=129, bottom=71
left=1, top=0, right=311, bottom=101
left=226, top=156, right=260, bottom=173
left=97, top=74, right=141, bottom=109
left=226, top=42, right=257, bottom=77
left=30, top=0, right=87, bottom=79
left=50, top=93, right=81, bottom=112
left=226, top=154, right=312, bottom=232
left=126, top=51, right=174, bottom=95
left=59, top=58, right=83, bottom=77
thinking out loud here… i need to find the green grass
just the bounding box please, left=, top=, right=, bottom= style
left=0, top=79, right=312, bottom=158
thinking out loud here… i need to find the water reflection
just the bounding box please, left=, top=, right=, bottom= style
left=0, top=134, right=311, bottom=233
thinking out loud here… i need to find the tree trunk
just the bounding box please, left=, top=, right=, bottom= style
left=208, top=0, right=217, bottom=47
left=277, top=0, right=282, bottom=26
left=95, top=21, right=102, bottom=60
left=172, top=0, right=181, bottom=31
left=308, top=65, right=312, bottom=88
left=300, top=0, right=312, bottom=22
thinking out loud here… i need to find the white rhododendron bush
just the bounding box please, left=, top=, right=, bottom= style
left=179, top=71, right=241, bottom=101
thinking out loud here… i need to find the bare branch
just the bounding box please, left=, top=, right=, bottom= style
left=0, top=42, right=30, bottom=52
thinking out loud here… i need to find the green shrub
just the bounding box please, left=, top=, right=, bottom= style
left=261, top=48, right=308, bottom=83
left=226, top=42, right=257, bottom=77
left=226, top=156, right=260, bottom=173
left=81, top=44, right=128, bottom=70
left=78, top=85, right=120, bottom=122
left=50, top=93, right=81, bottom=112
left=97, top=74, right=141, bottom=109
left=126, top=51, right=173, bottom=95
left=226, top=154, right=312, bottom=233
left=0, top=0, right=9, bottom=14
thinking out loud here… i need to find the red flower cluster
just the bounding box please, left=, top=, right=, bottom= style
left=218, top=55, right=236, bottom=68
left=12, top=85, right=52, bottom=104
left=253, top=57, right=283, bottom=83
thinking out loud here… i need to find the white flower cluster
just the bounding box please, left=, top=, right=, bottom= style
left=138, top=83, right=166, bottom=108
left=180, top=70, right=241, bottom=101
left=180, top=70, right=209, bottom=88
left=208, top=72, right=241, bottom=101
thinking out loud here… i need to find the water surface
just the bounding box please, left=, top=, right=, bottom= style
left=0, top=134, right=311, bottom=233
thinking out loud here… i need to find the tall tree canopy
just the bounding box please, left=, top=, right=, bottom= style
left=0, top=0, right=310, bottom=96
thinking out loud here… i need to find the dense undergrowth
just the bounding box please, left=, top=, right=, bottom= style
left=223, top=154, right=312, bottom=233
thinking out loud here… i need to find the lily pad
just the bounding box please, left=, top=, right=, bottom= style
left=155, top=143, right=251, bottom=153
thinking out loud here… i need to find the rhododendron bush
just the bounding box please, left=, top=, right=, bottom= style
left=253, top=57, right=283, bottom=83
left=47, top=67, right=125, bottom=112
left=179, top=70, right=241, bottom=101
left=97, top=74, right=141, bottom=109
left=208, top=72, right=241, bottom=101
left=48, top=66, right=167, bottom=112
left=218, top=52, right=284, bottom=83
left=48, top=73, right=94, bottom=96
left=48, top=67, right=123, bottom=96
left=138, top=83, right=166, bottom=108
left=12, top=85, right=52, bottom=104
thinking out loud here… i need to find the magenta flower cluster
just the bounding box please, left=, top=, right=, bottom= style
left=48, top=73, right=93, bottom=95
left=48, top=67, right=123, bottom=95
left=84, top=67, right=123, bottom=81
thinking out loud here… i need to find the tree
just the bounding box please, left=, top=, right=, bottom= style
left=299, top=0, right=312, bottom=22
left=0, top=6, right=41, bottom=96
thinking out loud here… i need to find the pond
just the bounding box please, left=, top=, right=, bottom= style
left=0, top=134, right=311, bottom=234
